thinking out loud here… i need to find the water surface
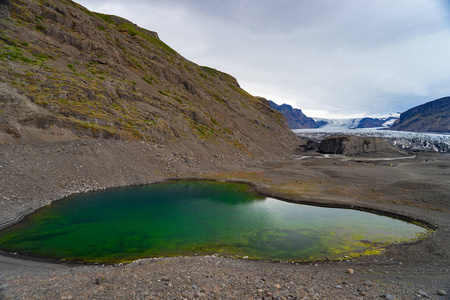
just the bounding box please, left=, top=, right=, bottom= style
left=0, top=181, right=428, bottom=263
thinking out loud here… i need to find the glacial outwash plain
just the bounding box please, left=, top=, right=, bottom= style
left=0, top=0, right=449, bottom=299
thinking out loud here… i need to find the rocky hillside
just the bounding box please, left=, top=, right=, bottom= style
left=268, top=101, right=324, bottom=129
left=0, top=0, right=298, bottom=158
left=389, top=97, right=450, bottom=133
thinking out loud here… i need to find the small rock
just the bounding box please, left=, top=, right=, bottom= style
left=274, top=284, right=282, bottom=290
left=346, top=268, right=354, bottom=274
left=335, top=285, right=342, bottom=289
left=95, top=277, right=104, bottom=285
left=418, top=290, right=429, bottom=298
left=385, top=293, right=395, bottom=300
left=364, top=281, right=375, bottom=287
left=437, top=290, right=447, bottom=296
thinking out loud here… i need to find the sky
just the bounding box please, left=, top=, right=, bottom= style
left=76, top=0, right=450, bottom=119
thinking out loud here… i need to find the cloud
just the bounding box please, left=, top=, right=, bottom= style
left=77, top=0, right=450, bottom=118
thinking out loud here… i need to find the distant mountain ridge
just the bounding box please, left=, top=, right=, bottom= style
left=268, top=101, right=323, bottom=129
left=271, top=96, right=449, bottom=133
left=389, top=97, right=450, bottom=133
left=269, top=100, right=397, bottom=130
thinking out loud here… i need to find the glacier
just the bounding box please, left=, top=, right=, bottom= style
left=293, top=128, right=450, bottom=153
left=313, top=113, right=400, bottom=130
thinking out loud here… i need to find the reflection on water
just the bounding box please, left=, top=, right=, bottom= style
left=0, top=181, right=428, bottom=263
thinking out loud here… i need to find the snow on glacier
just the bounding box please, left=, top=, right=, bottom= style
left=293, top=128, right=450, bottom=153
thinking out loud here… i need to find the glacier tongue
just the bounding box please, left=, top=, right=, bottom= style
left=293, top=128, right=450, bottom=153
left=313, top=118, right=363, bottom=130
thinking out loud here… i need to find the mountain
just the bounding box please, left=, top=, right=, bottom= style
left=0, top=0, right=298, bottom=158
left=269, top=101, right=398, bottom=130
left=268, top=101, right=324, bottom=129
left=356, top=116, right=398, bottom=128
left=389, top=97, right=450, bottom=133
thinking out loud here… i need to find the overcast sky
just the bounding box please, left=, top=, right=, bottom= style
left=76, top=0, right=450, bottom=119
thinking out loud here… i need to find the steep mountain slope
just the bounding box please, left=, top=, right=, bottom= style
left=268, top=100, right=324, bottom=129
left=0, top=0, right=297, bottom=158
left=389, top=97, right=450, bottom=133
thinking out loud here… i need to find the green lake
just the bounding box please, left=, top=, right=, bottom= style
left=0, top=181, right=428, bottom=263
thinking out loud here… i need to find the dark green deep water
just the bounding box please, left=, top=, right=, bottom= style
left=0, top=181, right=428, bottom=263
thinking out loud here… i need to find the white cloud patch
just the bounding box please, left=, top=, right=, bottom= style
left=77, top=0, right=450, bottom=118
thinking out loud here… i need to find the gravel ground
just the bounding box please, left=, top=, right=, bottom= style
left=0, top=254, right=448, bottom=299
left=0, top=140, right=449, bottom=299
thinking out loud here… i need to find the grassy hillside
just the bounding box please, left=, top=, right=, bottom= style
left=0, top=0, right=298, bottom=158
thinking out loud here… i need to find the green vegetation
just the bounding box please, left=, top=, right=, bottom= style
left=119, top=23, right=139, bottom=37
left=80, top=121, right=113, bottom=132
left=193, top=122, right=214, bottom=139
left=202, top=66, right=217, bottom=77
left=212, top=92, right=226, bottom=105
left=129, top=56, right=144, bottom=70
left=31, top=52, right=52, bottom=60
left=142, top=75, right=157, bottom=85
left=158, top=90, right=170, bottom=97
left=0, top=45, right=41, bottom=65
left=229, top=83, right=253, bottom=100
left=36, top=24, right=46, bottom=32
left=210, top=117, right=219, bottom=126
left=94, top=12, right=177, bottom=56
left=94, top=12, right=114, bottom=24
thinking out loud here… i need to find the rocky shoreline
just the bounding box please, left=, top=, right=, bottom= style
left=0, top=140, right=449, bottom=299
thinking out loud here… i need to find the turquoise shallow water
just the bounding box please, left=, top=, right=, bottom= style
left=0, top=181, right=428, bottom=263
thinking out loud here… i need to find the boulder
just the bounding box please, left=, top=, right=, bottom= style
left=318, top=135, right=406, bottom=157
